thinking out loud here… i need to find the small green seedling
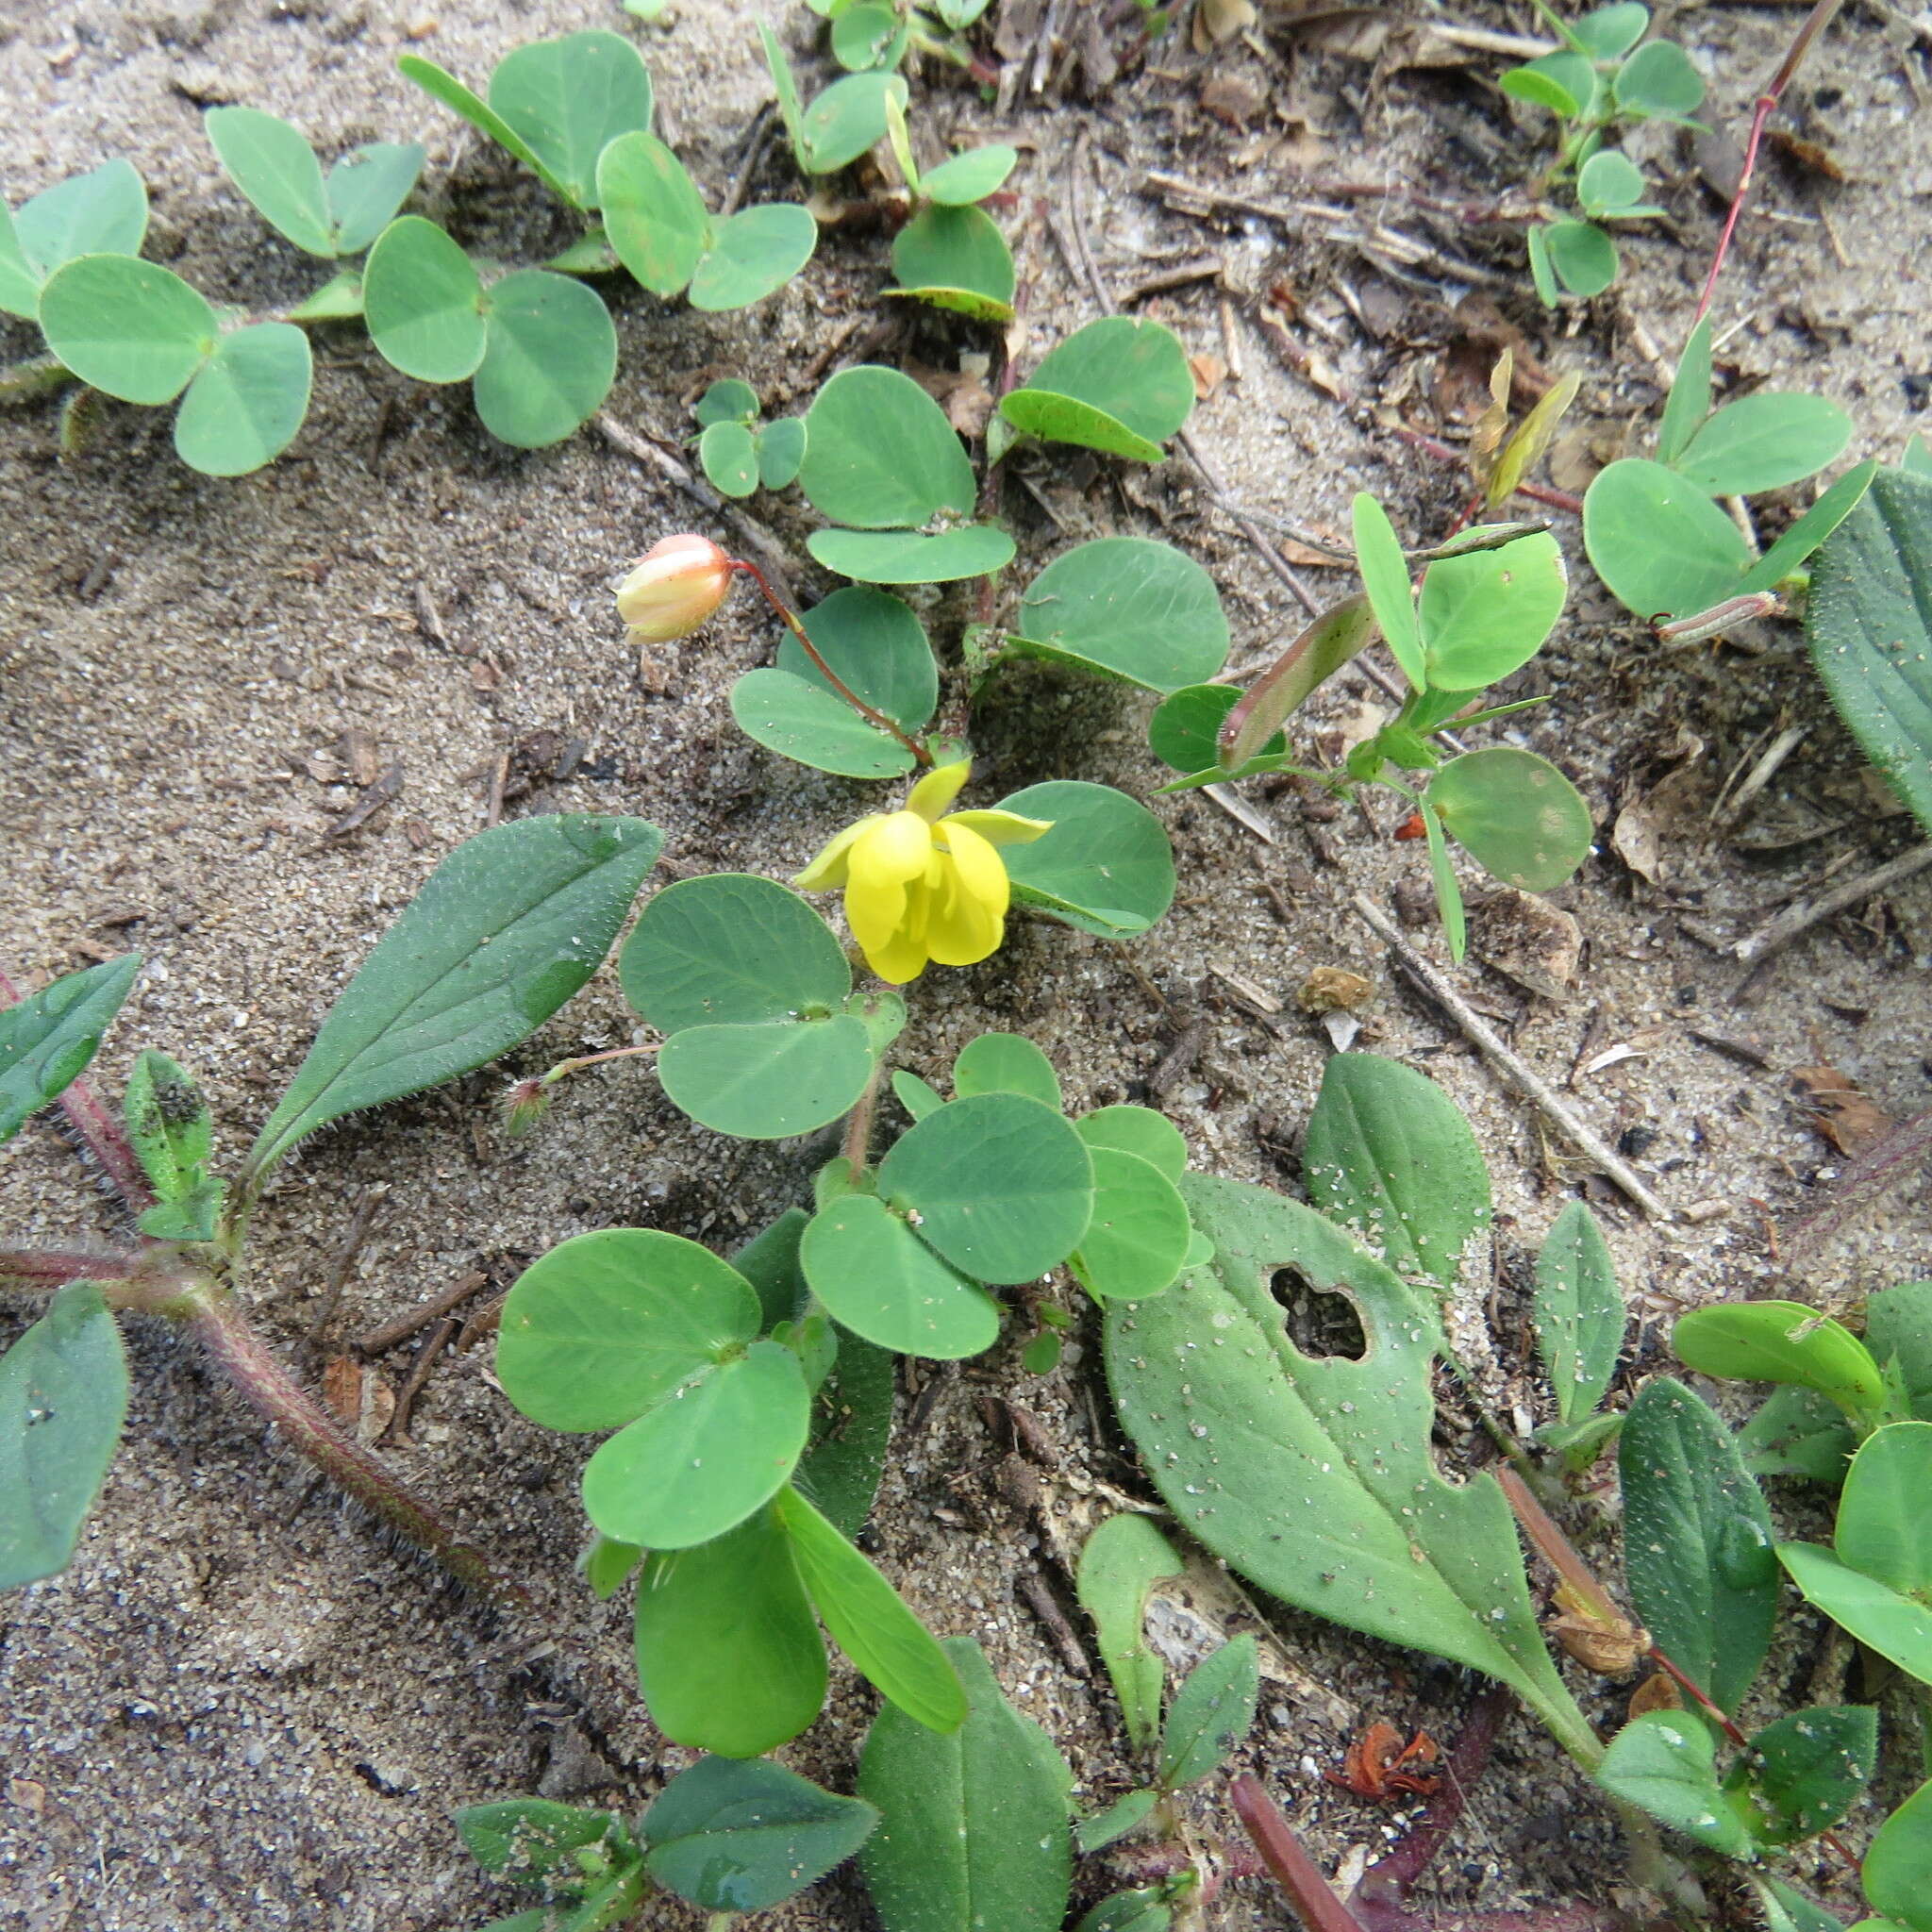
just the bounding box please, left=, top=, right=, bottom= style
left=1529, top=1198, right=1628, bottom=1469
left=760, top=24, right=909, bottom=175
left=1501, top=3, right=1705, bottom=302
left=691, top=378, right=808, bottom=497
left=1584, top=317, right=1869, bottom=623
left=882, top=95, right=1018, bottom=320
left=0, top=158, right=148, bottom=320
left=810, top=0, right=996, bottom=74
left=1152, top=499, right=1591, bottom=961
left=999, top=316, right=1195, bottom=462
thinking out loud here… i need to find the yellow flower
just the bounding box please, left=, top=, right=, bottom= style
left=616, top=534, right=734, bottom=643
left=793, top=761, right=1052, bottom=985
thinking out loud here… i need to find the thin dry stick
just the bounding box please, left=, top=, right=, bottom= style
left=356, top=1268, right=490, bottom=1357
left=1694, top=0, right=1850, bottom=322
left=1735, top=842, right=1932, bottom=967
left=1351, top=894, right=1670, bottom=1219
left=381, top=1315, right=459, bottom=1447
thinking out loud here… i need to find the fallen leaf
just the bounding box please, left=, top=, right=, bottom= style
left=1297, top=966, right=1374, bottom=1014
left=1470, top=887, right=1581, bottom=1000
left=1611, top=793, right=1665, bottom=883
left=1327, top=1721, right=1441, bottom=1801
left=1628, top=1671, right=1682, bottom=1720
left=1791, top=1065, right=1894, bottom=1158
left=1189, top=352, right=1229, bottom=399
left=1200, top=73, right=1269, bottom=127
left=1194, top=0, right=1257, bottom=49
left=323, top=1354, right=364, bottom=1426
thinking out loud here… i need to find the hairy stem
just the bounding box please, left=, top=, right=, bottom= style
left=728, top=558, right=931, bottom=764
left=0, top=1246, right=147, bottom=1291
left=0, top=356, right=72, bottom=404
left=841, top=1061, right=884, bottom=1172
left=1230, top=1774, right=1374, bottom=1932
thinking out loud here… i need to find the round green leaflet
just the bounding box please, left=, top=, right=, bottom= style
left=799, top=72, right=907, bottom=173
left=801, top=1193, right=1002, bottom=1357
left=472, top=269, right=618, bottom=447
left=806, top=525, right=1016, bottom=585
left=1148, top=684, right=1285, bottom=775
left=996, top=780, right=1177, bottom=937
left=701, top=419, right=760, bottom=498
left=1613, top=39, right=1705, bottom=117
left=1576, top=149, right=1648, bottom=218
left=696, top=376, right=759, bottom=427
left=690, top=203, right=818, bottom=311
left=1583, top=458, right=1753, bottom=619
left=1543, top=219, right=1617, bottom=297
left=921, top=143, right=1019, bottom=206
left=38, top=255, right=216, bottom=406
left=953, top=1032, right=1061, bottom=1109
left=1501, top=51, right=1593, bottom=117
left=876, top=1092, right=1094, bottom=1285
left=204, top=106, right=336, bottom=257
left=1001, top=316, right=1193, bottom=461
left=621, top=874, right=851, bottom=1032
left=487, top=29, right=656, bottom=210
left=8, top=158, right=148, bottom=292
left=1072, top=1147, right=1192, bottom=1301
left=173, top=322, right=312, bottom=476
left=634, top=1509, right=827, bottom=1757
left=788, top=586, right=938, bottom=728
left=1427, top=748, right=1593, bottom=892
left=1669, top=394, right=1853, bottom=498
left=1573, top=3, right=1650, bottom=57
left=800, top=364, right=976, bottom=528
left=1417, top=529, right=1567, bottom=691
left=495, top=1227, right=762, bottom=1431
left=325, top=142, right=425, bottom=255
left=657, top=1014, right=876, bottom=1140
left=732, top=671, right=916, bottom=778
left=1010, top=537, right=1229, bottom=692
left=1076, top=1105, right=1188, bottom=1183
left=583, top=1338, right=811, bottom=1548
left=597, top=131, right=709, bottom=296
left=758, top=416, right=808, bottom=489
left=361, top=216, right=487, bottom=382
left=1864, top=1778, right=1932, bottom=1932
left=830, top=2, right=905, bottom=71
left=889, top=205, right=1015, bottom=320
left=1836, top=1423, right=1932, bottom=1595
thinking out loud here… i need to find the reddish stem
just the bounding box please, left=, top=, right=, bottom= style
left=1693, top=0, right=1848, bottom=324
left=0, top=1246, right=147, bottom=1291
left=1230, top=1774, right=1375, bottom=1932
left=0, top=963, right=156, bottom=1213
left=1357, top=1686, right=1510, bottom=1906
left=1391, top=430, right=1584, bottom=515
left=728, top=558, right=931, bottom=765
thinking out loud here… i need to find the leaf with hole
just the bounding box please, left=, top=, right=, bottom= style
left=361, top=216, right=486, bottom=382
left=1532, top=1201, right=1624, bottom=1425
left=0, top=158, right=147, bottom=318
left=642, top=1755, right=878, bottom=1911
left=776, top=1485, right=968, bottom=1731
left=1103, top=1173, right=1600, bottom=1766
left=1417, top=527, right=1566, bottom=690
left=634, top=1507, right=827, bottom=1757
left=0, top=955, right=140, bottom=1147
left=800, top=1193, right=1002, bottom=1358
left=1619, top=1376, right=1778, bottom=1716
left=923, top=144, right=1018, bottom=205
left=1806, top=467, right=1932, bottom=838
left=1001, top=317, right=1193, bottom=461
left=888, top=204, right=1015, bottom=321
left=473, top=269, right=617, bottom=447
left=1594, top=1710, right=1755, bottom=1858
left=876, top=1092, right=1092, bottom=1285
left=1071, top=1148, right=1191, bottom=1303
left=1672, top=1301, right=1888, bottom=1420
left=173, top=321, right=313, bottom=476
left=1428, top=748, right=1593, bottom=892
left=858, top=1637, right=1072, bottom=1932
left=1303, top=1053, right=1491, bottom=1296
left=1007, top=538, right=1227, bottom=692
left=1158, top=1635, right=1258, bottom=1790
left=1076, top=1513, right=1182, bottom=1754
left=37, top=256, right=215, bottom=405
left=1725, top=1707, right=1876, bottom=1848
left=996, top=780, right=1176, bottom=938
left=247, top=814, right=661, bottom=1179
left=0, top=1284, right=130, bottom=1590
left=1669, top=394, right=1852, bottom=496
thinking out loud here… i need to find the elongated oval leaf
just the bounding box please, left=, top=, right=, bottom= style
left=1672, top=1301, right=1887, bottom=1418
left=1352, top=493, right=1424, bottom=690
left=246, top=814, right=661, bottom=1179
left=1104, top=1174, right=1599, bottom=1763
left=801, top=1193, right=1002, bottom=1359
left=0, top=954, right=140, bottom=1146
left=634, top=1508, right=828, bottom=1757
left=800, top=365, right=976, bottom=528
left=858, top=1637, right=1072, bottom=1932
left=1864, top=1778, right=1932, bottom=1931
left=1076, top=1513, right=1182, bottom=1753
left=777, top=1486, right=967, bottom=1731
left=1778, top=1541, right=1932, bottom=1688
left=488, top=30, right=656, bottom=210
left=205, top=107, right=334, bottom=256
left=1418, top=529, right=1567, bottom=690
left=643, top=1755, right=878, bottom=1910
left=1428, top=748, right=1594, bottom=892
left=732, top=669, right=914, bottom=777
left=474, top=269, right=617, bottom=447
left=0, top=1284, right=130, bottom=1589
left=807, top=525, right=1014, bottom=584
left=1671, top=394, right=1851, bottom=497
left=1836, top=1423, right=1932, bottom=1594
left=38, top=255, right=215, bottom=405
left=1619, top=1376, right=1778, bottom=1715
left=362, top=215, right=487, bottom=382
left=1657, top=317, right=1713, bottom=467
left=1008, top=538, right=1228, bottom=692
left=1158, top=1636, right=1258, bottom=1790
left=173, top=321, right=312, bottom=476
left=922, top=143, right=1018, bottom=206
left=1595, top=1710, right=1756, bottom=1858
left=1583, top=458, right=1754, bottom=619
left=996, top=780, right=1175, bottom=938
left=1533, top=1200, right=1624, bottom=1424
left=620, top=873, right=849, bottom=1033
left=877, top=1093, right=1093, bottom=1285
left=1303, top=1052, right=1491, bottom=1295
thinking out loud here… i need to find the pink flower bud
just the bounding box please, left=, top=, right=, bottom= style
left=615, top=534, right=733, bottom=643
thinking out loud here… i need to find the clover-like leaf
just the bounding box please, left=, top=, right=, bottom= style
left=1670, top=395, right=1852, bottom=497
left=1001, top=317, right=1192, bottom=461
left=38, top=256, right=215, bottom=405
left=922, top=143, right=1018, bottom=206
left=0, top=158, right=147, bottom=318
left=801, top=363, right=976, bottom=528
left=1007, top=538, right=1228, bottom=692
left=473, top=268, right=617, bottom=447
left=889, top=204, right=1015, bottom=321
left=1071, top=1148, right=1191, bottom=1303
left=173, top=321, right=313, bottom=476
left=1418, top=528, right=1567, bottom=691
left=487, top=30, right=656, bottom=209
left=362, top=215, right=487, bottom=382
left=996, top=780, right=1175, bottom=938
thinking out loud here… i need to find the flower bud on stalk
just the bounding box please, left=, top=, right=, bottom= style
left=616, top=534, right=734, bottom=643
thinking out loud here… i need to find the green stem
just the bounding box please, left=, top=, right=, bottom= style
left=0, top=355, right=72, bottom=404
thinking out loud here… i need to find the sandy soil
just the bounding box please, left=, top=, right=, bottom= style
left=2, top=2, right=1929, bottom=1928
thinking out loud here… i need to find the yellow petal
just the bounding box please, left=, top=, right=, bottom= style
left=860, top=923, right=930, bottom=984
left=924, top=858, right=1003, bottom=967
left=907, top=758, right=971, bottom=823
left=936, top=819, right=1008, bottom=921
left=793, top=816, right=880, bottom=891
left=940, top=808, right=1053, bottom=848
left=849, top=811, right=934, bottom=890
